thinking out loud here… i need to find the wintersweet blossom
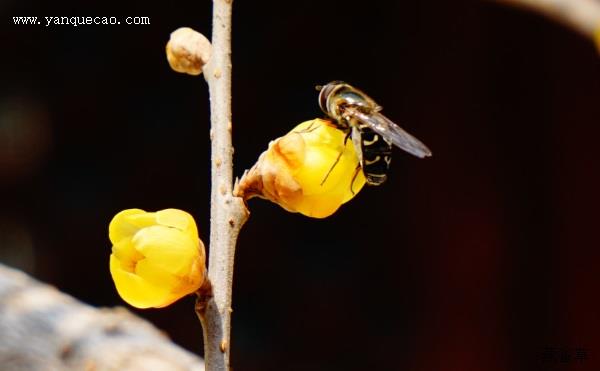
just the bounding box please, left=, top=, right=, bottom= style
left=235, top=118, right=366, bottom=218
left=109, top=208, right=206, bottom=309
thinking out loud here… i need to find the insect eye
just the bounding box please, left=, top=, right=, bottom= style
left=318, top=84, right=334, bottom=114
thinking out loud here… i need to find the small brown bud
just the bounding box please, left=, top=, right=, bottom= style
left=166, top=27, right=212, bottom=76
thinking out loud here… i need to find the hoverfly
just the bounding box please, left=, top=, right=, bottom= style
left=317, top=81, right=431, bottom=186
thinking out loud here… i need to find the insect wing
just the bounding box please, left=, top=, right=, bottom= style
left=345, top=107, right=432, bottom=158
left=351, top=125, right=364, bottom=166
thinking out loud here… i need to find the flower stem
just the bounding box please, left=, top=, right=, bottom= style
left=199, top=0, right=249, bottom=370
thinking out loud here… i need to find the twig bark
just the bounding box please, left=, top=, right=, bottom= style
left=492, top=0, right=600, bottom=47
left=199, top=0, right=249, bottom=370
left=0, top=263, right=205, bottom=371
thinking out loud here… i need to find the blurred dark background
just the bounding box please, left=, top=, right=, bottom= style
left=1, top=1, right=599, bottom=370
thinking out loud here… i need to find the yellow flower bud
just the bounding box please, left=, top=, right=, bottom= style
left=235, top=119, right=366, bottom=218
left=109, top=208, right=206, bottom=309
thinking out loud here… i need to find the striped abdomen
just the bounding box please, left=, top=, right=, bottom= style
left=359, top=126, right=392, bottom=186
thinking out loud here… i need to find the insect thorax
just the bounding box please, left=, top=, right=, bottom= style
left=326, top=87, right=374, bottom=121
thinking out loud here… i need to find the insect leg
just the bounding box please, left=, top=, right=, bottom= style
left=293, top=120, right=320, bottom=134
left=320, top=130, right=352, bottom=186
left=320, top=145, right=346, bottom=186
left=349, top=164, right=362, bottom=195
left=343, top=130, right=351, bottom=145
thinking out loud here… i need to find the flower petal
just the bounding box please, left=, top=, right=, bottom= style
left=111, top=238, right=144, bottom=272
left=108, top=209, right=147, bottom=244
left=287, top=119, right=365, bottom=205
left=136, top=257, right=203, bottom=298
left=155, top=208, right=199, bottom=241
left=135, top=258, right=183, bottom=290
left=132, top=225, right=202, bottom=275
left=110, top=254, right=178, bottom=308
left=127, top=211, right=159, bottom=229
left=294, top=192, right=346, bottom=218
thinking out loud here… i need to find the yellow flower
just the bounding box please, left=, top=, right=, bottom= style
left=109, top=208, right=206, bottom=309
left=235, top=118, right=366, bottom=218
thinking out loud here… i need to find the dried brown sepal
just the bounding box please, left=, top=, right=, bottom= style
left=234, top=134, right=304, bottom=213
left=194, top=278, right=213, bottom=316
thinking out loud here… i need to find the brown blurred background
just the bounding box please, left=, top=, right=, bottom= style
left=1, top=1, right=599, bottom=370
